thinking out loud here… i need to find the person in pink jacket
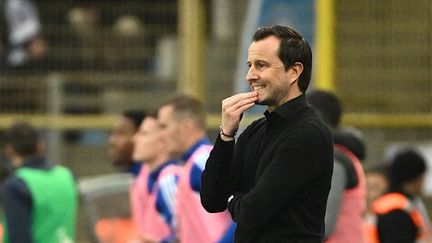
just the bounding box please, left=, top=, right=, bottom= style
left=131, top=114, right=180, bottom=242
left=308, top=90, right=367, bottom=243
left=158, top=95, right=234, bottom=243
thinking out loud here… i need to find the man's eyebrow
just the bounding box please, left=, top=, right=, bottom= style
left=247, top=59, right=270, bottom=65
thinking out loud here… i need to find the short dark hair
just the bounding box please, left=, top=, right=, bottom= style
left=307, top=90, right=342, bottom=128
left=389, top=148, right=427, bottom=187
left=5, top=121, right=40, bottom=156
left=253, top=25, right=312, bottom=92
left=123, top=110, right=147, bottom=130
left=162, top=94, right=206, bottom=130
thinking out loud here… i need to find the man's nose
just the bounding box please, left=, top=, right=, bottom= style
left=246, top=66, right=258, bottom=81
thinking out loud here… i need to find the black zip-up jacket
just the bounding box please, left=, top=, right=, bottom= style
left=201, top=94, right=334, bottom=243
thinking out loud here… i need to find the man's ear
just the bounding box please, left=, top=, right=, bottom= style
left=287, top=62, right=304, bottom=85
left=182, top=118, right=196, bottom=131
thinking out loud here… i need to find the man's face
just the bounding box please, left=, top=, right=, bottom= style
left=366, top=172, right=388, bottom=206
left=108, top=117, right=136, bottom=166
left=411, top=174, right=426, bottom=196
left=132, top=117, right=161, bottom=163
left=157, top=105, right=185, bottom=156
left=246, top=35, right=296, bottom=111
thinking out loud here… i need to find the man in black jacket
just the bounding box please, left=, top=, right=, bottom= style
left=200, top=25, right=333, bottom=243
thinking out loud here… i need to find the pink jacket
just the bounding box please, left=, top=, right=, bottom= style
left=130, top=165, right=151, bottom=236
left=176, top=144, right=231, bottom=243
left=141, top=164, right=181, bottom=242
left=326, top=145, right=366, bottom=243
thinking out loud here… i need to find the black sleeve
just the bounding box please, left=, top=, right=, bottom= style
left=200, top=134, right=236, bottom=212
left=2, top=176, right=33, bottom=242
left=377, top=210, right=417, bottom=243
left=201, top=120, right=261, bottom=213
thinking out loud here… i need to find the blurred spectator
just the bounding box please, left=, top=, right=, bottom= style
left=1, top=0, right=47, bottom=67
left=67, top=3, right=146, bottom=69
left=0, top=132, right=10, bottom=242
left=363, top=163, right=390, bottom=243
left=308, top=90, right=367, bottom=242
left=92, top=110, right=146, bottom=242
left=68, top=5, right=101, bottom=36
left=112, top=14, right=144, bottom=38
left=108, top=110, right=146, bottom=176
left=130, top=115, right=180, bottom=242
left=157, top=95, right=233, bottom=243
left=364, top=164, right=389, bottom=214
left=370, top=148, right=431, bottom=242
left=67, top=4, right=102, bottom=65
left=0, top=131, right=12, bottom=183
left=1, top=121, right=77, bottom=242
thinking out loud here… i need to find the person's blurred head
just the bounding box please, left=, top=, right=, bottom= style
left=307, top=90, right=342, bottom=129
left=308, top=90, right=366, bottom=160
left=108, top=110, right=146, bottom=168
left=132, top=115, right=170, bottom=169
left=157, top=95, right=206, bottom=157
left=388, top=148, right=427, bottom=196
left=333, top=127, right=366, bottom=160
left=3, top=121, right=44, bottom=168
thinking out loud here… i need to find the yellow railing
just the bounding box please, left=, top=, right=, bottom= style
left=0, top=113, right=431, bottom=130
left=315, top=0, right=336, bottom=91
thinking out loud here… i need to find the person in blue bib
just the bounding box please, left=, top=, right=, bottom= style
left=1, top=121, right=77, bottom=243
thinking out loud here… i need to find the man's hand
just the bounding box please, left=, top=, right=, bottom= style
left=220, top=91, right=258, bottom=140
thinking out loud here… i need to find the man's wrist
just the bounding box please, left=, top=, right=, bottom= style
left=220, top=133, right=235, bottom=141
left=219, top=125, right=236, bottom=141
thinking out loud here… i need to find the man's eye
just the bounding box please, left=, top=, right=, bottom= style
left=256, top=63, right=264, bottom=69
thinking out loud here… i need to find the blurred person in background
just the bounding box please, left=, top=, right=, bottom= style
left=0, top=121, right=77, bottom=243
left=0, top=134, right=11, bottom=241
left=1, top=0, right=47, bottom=67
left=370, top=148, right=431, bottom=243
left=94, top=110, right=146, bottom=243
left=363, top=163, right=389, bottom=243
left=108, top=110, right=146, bottom=176
left=0, top=132, right=13, bottom=183
left=308, top=90, right=367, bottom=243
left=130, top=114, right=180, bottom=243
left=0, top=132, right=9, bottom=242
left=364, top=164, right=389, bottom=215
left=158, top=95, right=233, bottom=243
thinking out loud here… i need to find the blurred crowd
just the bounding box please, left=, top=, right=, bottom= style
left=0, top=0, right=47, bottom=67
